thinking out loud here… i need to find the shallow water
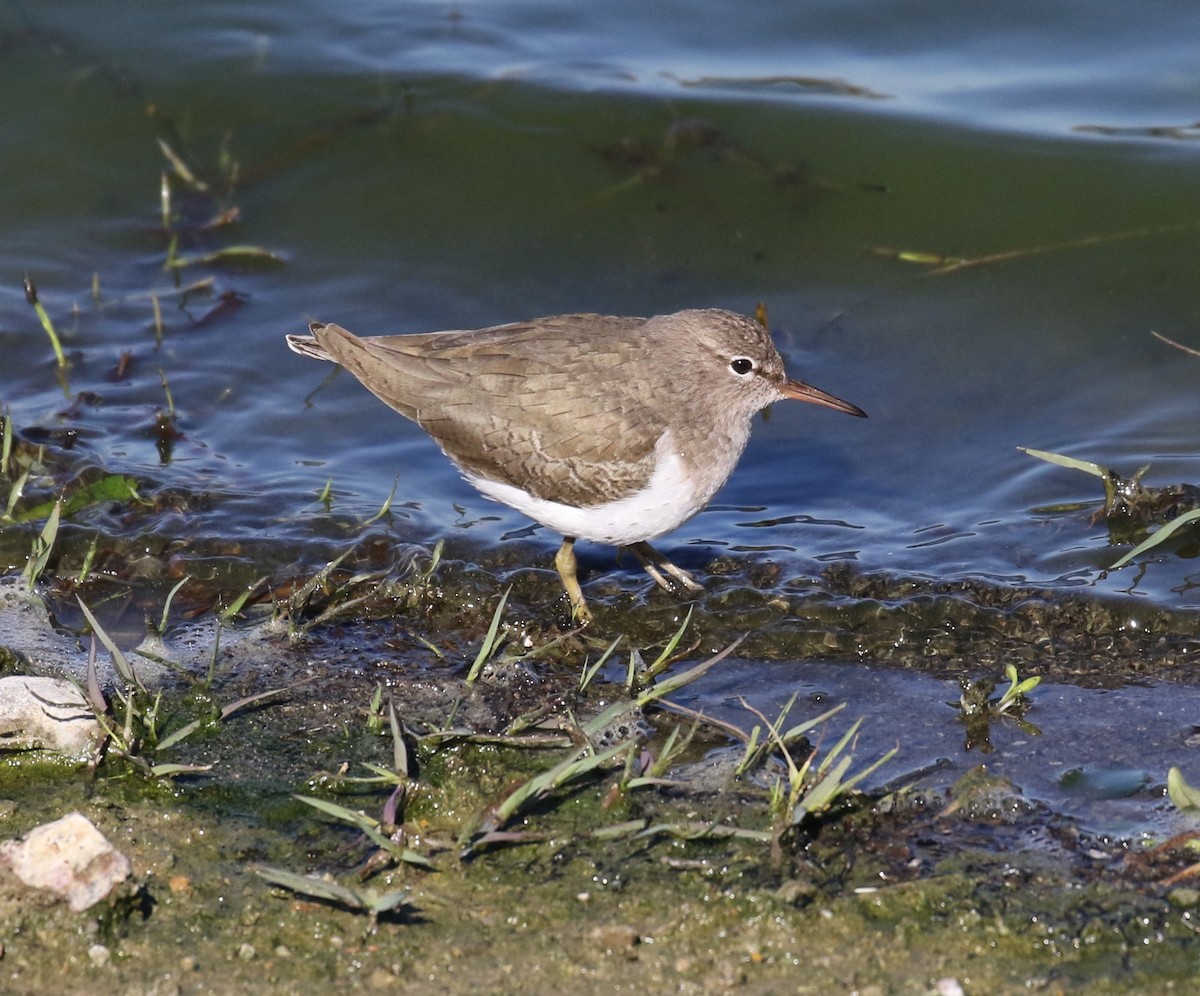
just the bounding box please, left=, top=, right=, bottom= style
left=4, top=0, right=1200, bottom=603
left=3, top=1, right=1200, bottom=842
left=674, top=657, right=1194, bottom=839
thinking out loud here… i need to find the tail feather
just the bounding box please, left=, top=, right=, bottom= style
left=285, top=323, right=335, bottom=362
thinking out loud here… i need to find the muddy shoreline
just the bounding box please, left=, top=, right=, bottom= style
left=2, top=524, right=1199, bottom=992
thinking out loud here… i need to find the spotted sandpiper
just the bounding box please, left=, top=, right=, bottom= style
left=286, top=308, right=865, bottom=621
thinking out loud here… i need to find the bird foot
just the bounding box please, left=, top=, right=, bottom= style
left=626, top=542, right=704, bottom=594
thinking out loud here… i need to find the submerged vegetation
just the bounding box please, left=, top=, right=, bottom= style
left=1021, top=446, right=1200, bottom=566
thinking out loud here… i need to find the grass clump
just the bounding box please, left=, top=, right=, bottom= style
left=261, top=607, right=898, bottom=916
left=73, top=593, right=293, bottom=779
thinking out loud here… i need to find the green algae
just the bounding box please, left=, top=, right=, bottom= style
left=1, top=751, right=1195, bottom=994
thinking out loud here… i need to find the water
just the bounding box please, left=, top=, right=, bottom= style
left=674, top=658, right=1194, bottom=838
left=3, top=13, right=1200, bottom=607
left=5, top=0, right=1200, bottom=607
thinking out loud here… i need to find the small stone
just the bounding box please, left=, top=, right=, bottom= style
left=1168, top=887, right=1200, bottom=909
left=703, top=961, right=745, bottom=989
left=0, top=676, right=103, bottom=757
left=588, top=923, right=639, bottom=953
left=775, top=878, right=818, bottom=905
left=236, top=943, right=256, bottom=961
left=0, top=812, right=131, bottom=911
left=88, top=944, right=111, bottom=967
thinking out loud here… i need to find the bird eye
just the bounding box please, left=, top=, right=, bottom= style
left=730, top=357, right=754, bottom=375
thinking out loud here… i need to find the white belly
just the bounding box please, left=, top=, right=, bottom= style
left=463, top=430, right=717, bottom=546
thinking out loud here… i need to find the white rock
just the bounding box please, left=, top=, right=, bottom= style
left=0, top=675, right=102, bottom=757
left=0, top=812, right=131, bottom=911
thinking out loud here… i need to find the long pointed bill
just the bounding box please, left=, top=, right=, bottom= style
left=780, top=379, right=867, bottom=417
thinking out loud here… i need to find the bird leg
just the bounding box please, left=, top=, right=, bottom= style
left=626, top=541, right=704, bottom=594
left=554, top=536, right=593, bottom=624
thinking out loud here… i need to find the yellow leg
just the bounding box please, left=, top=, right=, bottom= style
left=554, top=537, right=592, bottom=624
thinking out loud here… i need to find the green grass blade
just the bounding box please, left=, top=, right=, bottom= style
left=157, top=575, right=190, bottom=634
left=294, top=794, right=380, bottom=834
left=639, top=606, right=693, bottom=682
left=156, top=719, right=203, bottom=751
left=1110, top=507, right=1200, bottom=569
left=1018, top=446, right=1107, bottom=478
left=579, top=635, right=622, bottom=693
left=466, top=586, right=510, bottom=683
left=1168, top=766, right=1200, bottom=811
left=490, top=740, right=631, bottom=828
left=255, top=866, right=366, bottom=909
left=149, top=762, right=214, bottom=778
left=76, top=596, right=145, bottom=693
left=635, top=635, right=744, bottom=707
left=388, top=697, right=409, bottom=777
left=778, top=702, right=848, bottom=746
left=219, top=683, right=295, bottom=720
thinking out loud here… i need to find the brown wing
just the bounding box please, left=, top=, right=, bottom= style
left=308, top=316, right=665, bottom=507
